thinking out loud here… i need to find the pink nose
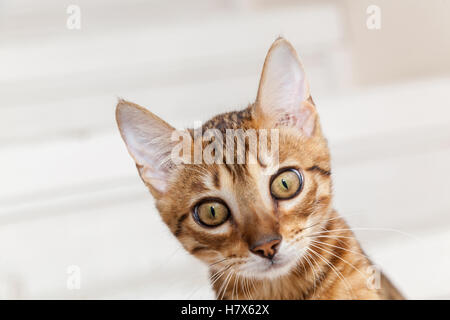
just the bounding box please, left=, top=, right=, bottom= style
left=250, top=238, right=281, bottom=259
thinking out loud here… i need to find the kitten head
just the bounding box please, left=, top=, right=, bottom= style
left=116, top=38, right=332, bottom=280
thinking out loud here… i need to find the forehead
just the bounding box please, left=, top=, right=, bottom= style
left=201, top=107, right=254, bottom=133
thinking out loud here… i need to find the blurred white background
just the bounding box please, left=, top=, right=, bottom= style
left=1, top=0, right=450, bottom=299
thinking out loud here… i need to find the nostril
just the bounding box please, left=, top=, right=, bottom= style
left=271, top=241, right=280, bottom=251
left=250, top=237, right=282, bottom=259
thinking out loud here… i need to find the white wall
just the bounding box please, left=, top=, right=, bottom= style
left=0, top=0, right=449, bottom=299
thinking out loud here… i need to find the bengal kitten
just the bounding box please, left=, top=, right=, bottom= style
left=115, top=38, right=404, bottom=300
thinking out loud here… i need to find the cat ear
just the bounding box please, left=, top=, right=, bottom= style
left=116, top=99, right=184, bottom=195
left=255, top=37, right=316, bottom=136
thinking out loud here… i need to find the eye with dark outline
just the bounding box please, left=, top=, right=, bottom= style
left=270, top=168, right=303, bottom=200
left=193, top=199, right=230, bottom=227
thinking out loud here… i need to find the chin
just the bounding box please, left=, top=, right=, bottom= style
left=238, top=243, right=305, bottom=280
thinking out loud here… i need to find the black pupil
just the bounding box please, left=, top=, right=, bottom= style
left=210, top=206, right=216, bottom=218
left=281, top=179, right=288, bottom=189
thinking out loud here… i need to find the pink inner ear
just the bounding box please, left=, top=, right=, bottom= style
left=275, top=102, right=315, bottom=136
left=300, top=107, right=316, bottom=137
left=256, top=39, right=316, bottom=135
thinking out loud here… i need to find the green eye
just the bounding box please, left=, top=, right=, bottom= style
left=270, top=169, right=303, bottom=199
left=195, top=201, right=229, bottom=227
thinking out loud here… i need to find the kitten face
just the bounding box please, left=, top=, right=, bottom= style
left=116, top=38, right=332, bottom=280
left=158, top=127, right=331, bottom=280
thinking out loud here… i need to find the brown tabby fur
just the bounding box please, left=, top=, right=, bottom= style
left=116, top=38, right=404, bottom=300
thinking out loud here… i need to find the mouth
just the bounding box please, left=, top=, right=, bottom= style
left=239, top=254, right=298, bottom=280
left=267, top=258, right=286, bottom=269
